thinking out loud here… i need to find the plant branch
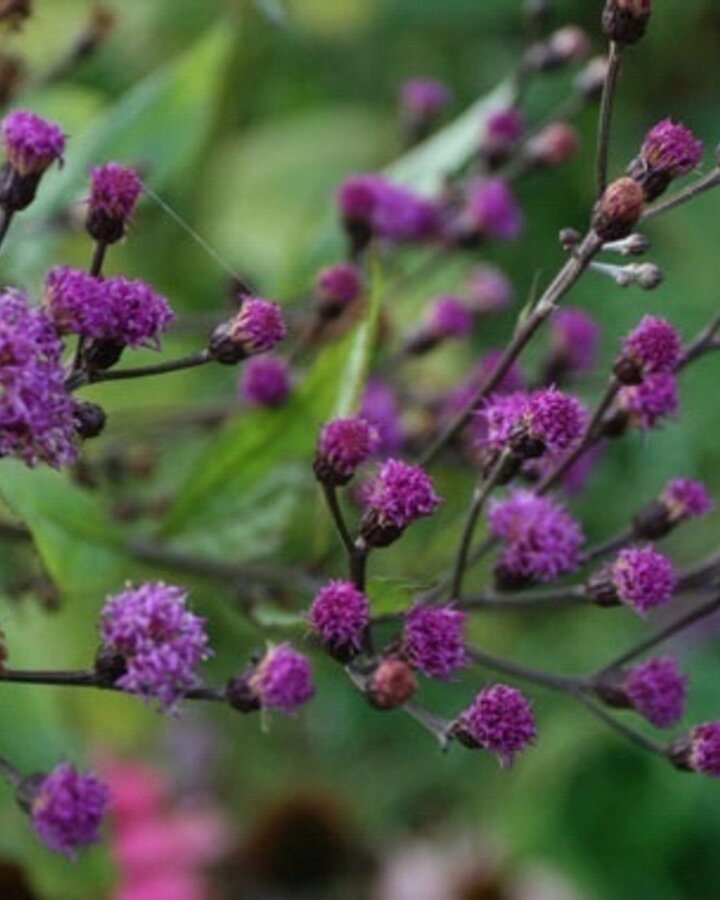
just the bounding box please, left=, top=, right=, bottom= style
left=642, top=168, right=720, bottom=222
left=571, top=689, right=667, bottom=757
left=469, top=647, right=585, bottom=692
left=68, top=349, right=213, bottom=391
left=596, top=41, right=623, bottom=196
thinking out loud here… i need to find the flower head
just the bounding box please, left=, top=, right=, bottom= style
left=1, top=109, right=64, bottom=176
left=550, top=307, right=599, bottom=373
left=485, top=108, right=524, bottom=145
left=249, top=643, right=314, bottom=715
left=314, top=262, right=363, bottom=315
left=464, top=265, right=513, bottom=314
left=592, top=177, right=644, bottom=241
left=44, top=266, right=111, bottom=339
left=619, top=372, right=678, bottom=429
left=690, top=722, right=720, bottom=777
left=360, top=380, right=403, bottom=455
left=87, top=162, right=143, bottom=243
left=661, top=478, right=712, bottom=521
left=30, top=763, right=109, bottom=858
left=314, top=416, right=378, bottom=485
left=465, top=178, right=523, bottom=242
left=488, top=490, right=584, bottom=585
left=0, top=290, right=76, bottom=468
left=610, top=547, right=675, bottom=615
left=239, top=356, right=291, bottom=408
left=402, top=604, right=468, bottom=680
left=337, top=174, right=436, bottom=244
left=602, top=0, right=652, bottom=45
left=99, top=582, right=211, bottom=712
left=361, top=459, right=441, bottom=545
left=309, top=580, right=369, bottom=658
left=210, top=297, right=286, bottom=363
left=456, top=684, right=536, bottom=766
left=425, top=296, right=473, bottom=340
left=619, top=315, right=680, bottom=380
left=625, top=657, right=686, bottom=728
left=640, top=119, right=702, bottom=178
left=400, top=78, right=450, bottom=119
left=105, top=276, right=173, bottom=349
left=527, top=121, right=579, bottom=168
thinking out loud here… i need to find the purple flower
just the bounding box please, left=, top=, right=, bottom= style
left=1, top=109, right=64, bottom=176
left=360, top=380, right=403, bottom=455
left=690, top=722, right=720, bottom=777
left=0, top=290, right=76, bottom=468
left=211, top=297, right=286, bottom=363
left=610, top=547, right=675, bottom=615
left=425, top=296, right=473, bottom=340
left=314, top=416, right=378, bottom=485
left=619, top=372, right=678, bottom=430
left=464, top=265, right=513, bottom=314
left=249, top=643, right=314, bottom=715
left=488, top=490, right=584, bottom=584
left=621, top=315, right=681, bottom=378
left=30, top=763, right=109, bottom=858
left=400, top=78, right=450, bottom=119
left=550, top=308, right=599, bottom=373
left=337, top=174, right=436, bottom=243
left=402, top=603, right=468, bottom=680
left=640, top=119, right=703, bottom=178
left=309, top=580, right=369, bottom=657
left=239, top=356, right=291, bottom=407
left=361, top=459, right=441, bottom=543
left=474, top=391, right=530, bottom=454
left=457, top=684, right=536, bottom=767
left=105, top=276, right=174, bottom=349
left=87, top=162, right=143, bottom=243
left=465, top=178, right=523, bottom=242
left=44, top=266, right=110, bottom=339
left=485, top=108, right=524, bottom=144
left=99, top=582, right=211, bottom=712
left=661, top=478, right=712, bottom=521
left=314, top=262, right=363, bottom=313
left=625, top=657, right=686, bottom=728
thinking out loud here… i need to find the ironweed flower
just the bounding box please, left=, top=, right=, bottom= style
left=589, top=547, right=675, bottom=615
left=86, top=162, right=142, bottom=244
left=602, top=0, right=652, bottom=46
left=625, top=657, right=687, bottom=727
left=628, top=119, right=703, bottom=201
left=461, top=178, right=523, bottom=243
left=360, top=380, right=403, bottom=455
left=633, top=478, right=712, bottom=539
left=239, top=356, right=291, bottom=408
left=209, top=297, right=286, bottom=364
left=617, top=372, right=678, bottom=430
left=360, top=458, right=442, bottom=547
left=248, top=643, right=314, bottom=715
left=314, top=262, right=363, bottom=318
left=402, top=604, right=468, bottom=680
left=314, top=417, right=378, bottom=486
left=615, top=315, right=680, bottom=384
left=547, top=307, right=599, bottom=377
left=464, top=265, right=513, bottom=314
left=454, top=685, right=536, bottom=767
left=592, top=177, right=644, bottom=241
left=309, top=580, right=369, bottom=661
left=0, top=109, right=64, bottom=211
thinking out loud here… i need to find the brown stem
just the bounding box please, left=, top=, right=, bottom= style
left=643, top=169, right=720, bottom=222
left=67, top=349, right=212, bottom=391
left=571, top=690, right=667, bottom=757
left=469, top=647, right=586, bottom=692
left=596, top=41, right=623, bottom=196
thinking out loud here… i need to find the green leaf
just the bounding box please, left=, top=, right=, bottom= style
left=367, top=576, right=426, bottom=617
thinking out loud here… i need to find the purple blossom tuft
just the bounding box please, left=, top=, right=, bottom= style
left=0, top=290, right=76, bottom=468
left=474, top=391, right=530, bottom=455
left=87, top=162, right=142, bottom=242
left=400, top=78, right=450, bottom=118
left=690, top=722, right=720, bottom=777
left=625, top=656, right=687, bottom=728
left=44, top=266, right=111, bottom=339
left=30, top=763, right=109, bottom=858
left=239, top=356, right=291, bottom=407
left=464, top=265, right=513, bottom=314
left=229, top=297, right=287, bottom=356
left=610, top=547, right=675, bottom=615
left=315, top=416, right=378, bottom=484
left=622, top=315, right=681, bottom=376
left=640, top=119, right=703, bottom=178
left=402, top=604, right=468, bottom=680
left=661, top=478, right=713, bottom=521
left=550, top=307, right=599, bottom=373
left=337, top=174, right=437, bottom=243
left=619, top=372, right=679, bottom=429
left=457, top=684, right=536, bottom=767
left=485, top=108, right=524, bottom=144
left=315, top=262, right=363, bottom=310
left=1, top=109, right=64, bottom=175
left=360, top=380, right=403, bottom=455
left=99, top=582, right=211, bottom=712
left=309, top=580, right=369, bottom=656
left=249, top=643, right=314, bottom=715
left=465, top=178, right=523, bottom=242
left=425, top=296, right=473, bottom=339
left=488, top=490, right=584, bottom=584
left=363, top=458, right=442, bottom=532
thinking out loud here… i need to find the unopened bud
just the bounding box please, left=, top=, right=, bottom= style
left=574, top=56, right=609, bottom=102
left=602, top=0, right=652, bottom=45
left=591, top=177, right=644, bottom=241
left=526, top=122, right=579, bottom=169
left=73, top=401, right=106, bottom=440
left=367, top=659, right=417, bottom=710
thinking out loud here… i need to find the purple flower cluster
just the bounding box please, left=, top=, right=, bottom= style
left=625, top=657, right=686, bottom=728
left=30, top=763, right=109, bottom=858
left=99, top=582, right=211, bottom=712
left=488, top=490, right=584, bottom=584
left=640, top=119, right=703, bottom=178
left=360, top=380, right=403, bottom=455
left=402, top=603, right=468, bottom=680
left=464, top=178, right=523, bottom=242
left=239, top=356, right=291, bottom=407
left=362, top=459, right=441, bottom=536
left=619, top=372, right=679, bottom=429
left=610, top=547, right=675, bottom=615
left=690, top=722, right=720, bottom=777
left=621, top=315, right=681, bottom=378
left=227, top=297, right=287, bottom=356
left=314, top=262, right=363, bottom=313
left=337, top=174, right=437, bottom=244
left=425, top=296, right=473, bottom=340
left=0, top=291, right=76, bottom=468
left=661, top=478, right=713, bottom=521
left=457, top=684, right=536, bottom=767
left=1, top=108, right=64, bottom=175
left=550, top=307, right=599, bottom=373
left=309, top=580, right=369, bottom=657
left=249, top=643, right=314, bottom=715
left=315, top=416, right=378, bottom=485
left=86, top=162, right=143, bottom=242
left=484, top=108, right=524, bottom=146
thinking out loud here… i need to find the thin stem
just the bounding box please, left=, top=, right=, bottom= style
left=469, top=647, right=584, bottom=692
left=420, top=232, right=602, bottom=466
left=643, top=168, right=720, bottom=222
left=67, top=349, right=212, bottom=391
left=571, top=690, right=667, bottom=757
left=89, top=240, right=108, bottom=278
left=321, top=483, right=356, bottom=557
left=678, top=309, right=720, bottom=370
left=581, top=527, right=633, bottom=565
left=0, top=519, right=31, bottom=542
left=0, top=207, right=14, bottom=252
left=0, top=755, right=21, bottom=789
left=350, top=539, right=368, bottom=593
left=459, top=585, right=588, bottom=612
left=596, top=41, right=623, bottom=196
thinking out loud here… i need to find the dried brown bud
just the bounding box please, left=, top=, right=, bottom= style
left=591, top=177, right=645, bottom=241
left=602, top=0, right=652, bottom=46
left=367, top=659, right=417, bottom=710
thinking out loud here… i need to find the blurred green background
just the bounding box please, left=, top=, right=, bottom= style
left=2, top=0, right=720, bottom=897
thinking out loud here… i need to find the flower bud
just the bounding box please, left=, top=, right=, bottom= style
left=633, top=478, right=712, bottom=539
left=314, top=417, right=378, bottom=487
left=313, top=262, right=363, bottom=320
left=587, top=547, right=675, bottom=616
left=367, top=659, right=417, bottom=710
left=208, top=297, right=286, bottom=364
left=73, top=401, right=107, bottom=440
left=0, top=109, right=64, bottom=212
left=602, top=0, right=652, bottom=46
left=86, top=162, right=142, bottom=245
left=591, top=177, right=644, bottom=241
left=526, top=122, right=579, bottom=169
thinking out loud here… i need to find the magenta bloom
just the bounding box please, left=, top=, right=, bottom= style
left=87, top=162, right=142, bottom=243
left=229, top=297, right=286, bottom=356
left=474, top=391, right=530, bottom=454
left=485, top=108, right=524, bottom=144
left=30, top=763, right=109, bottom=858
left=619, top=372, right=679, bottom=429
left=622, top=315, right=681, bottom=377
left=362, top=458, right=441, bottom=544
left=425, top=296, right=473, bottom=340
left=690, top=722, right=720, bottom=777
left=315, top=262, right=363, bottom=312
left=640, top=119, right=702, bottom=178
left=550, top=308, right=599, bottom=373
left=662, top=478, right=713, bottom=521
left=360, top=380, right=403, bottom=455
left=239, top=356, right=291, bottom=408
left=402, top=604, right=468, bottom=680
left=457, top=684, right=536, bottom=767
left=99, top=582, right=211, bottom=712
left=105, top=276, right=174, bottom=349
left=309, top=580, right=369, bottom=657
left=0, top=291, right=76, bottom=468
left=44, top=266, right=111, bottom=339
left=249, top=643, right=314, bottom=715
left=488, top=490, right=584, bottom=584
left=337, top=174, right=436, bottom=243
left=1, top=109, right=64, bottom=176
left=315, top=416, right=378, bottom=485
left=625, top=657, right=687, bottom=728
left=465, top=178, right=523, bottom=242
left=610, top=547, right=675, bottom=615
left=464, top=265, right=513, bottom=314
left=400, top=78, right=450, bottom=118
